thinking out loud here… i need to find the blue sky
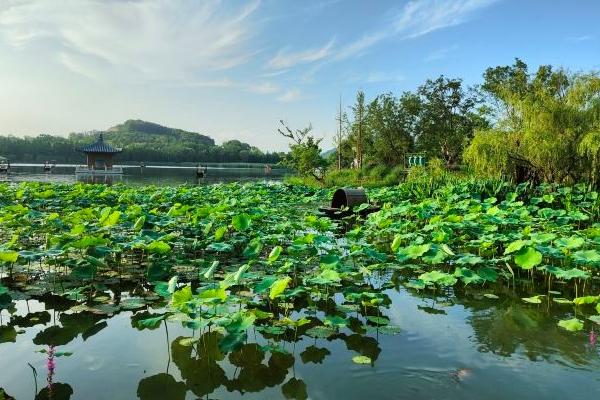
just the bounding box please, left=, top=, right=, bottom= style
left=0, top=0, right=599, bottom=151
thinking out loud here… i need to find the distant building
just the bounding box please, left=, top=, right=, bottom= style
left=76, top=133, right=123, bottom=174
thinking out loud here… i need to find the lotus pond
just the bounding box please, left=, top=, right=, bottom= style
left=1, top=180, right=600, bottom=399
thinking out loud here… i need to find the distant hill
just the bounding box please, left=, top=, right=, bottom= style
left=105, top=119, right=215, bottom=146
left=0, top=120, right=282, bottom=164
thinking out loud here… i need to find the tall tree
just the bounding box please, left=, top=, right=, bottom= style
left=277, top=121, right=327, bottom=180
left=415, top=76, right=486, bottom=166
left=350, top=91, right=367, bottom=169
left=333, top=96, right=346, bottom=170
left=367, top=92, right=419, bottom=166
left=464, top=59, right=600, bottom=185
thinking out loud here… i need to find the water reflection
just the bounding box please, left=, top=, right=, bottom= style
left=1, top=278, right=599, bottom=399
left=1, top=164, right=288, bottom=186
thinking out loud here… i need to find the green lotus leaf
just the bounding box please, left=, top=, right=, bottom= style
left=232, top=213, right=251, bottom=231
left=552, top=297, right=573, bottom=305
left=453, top=267, right=482, bottom=285
left=588, top=315, right=600, bottom=325
left=557, top=318, right=584, bottom=332
left=0, top=250, right=18, bottom=263
left=483, top=293, right=499, bottom=299
left=556, top=236, right=585, bottom=249
left=572, top=249, right=600, bottom=265
left=514, top=247, right=542, bottom=270
left=504, top=239, right=528, bottom=255
left=455, top=254, right=484, bottom=265
left=419, top=270, right=457, bottom=287
left=147, top=240, right=171, bottom=255
left=572, top=295, right=599, bottom=305
left=269, top=277, right=291, bottom=300
left=171, top=286, right=192, bottom=310
left=397, top=243, right=431, bottom=260
left=137, top=314, right=168, bottom=329
left=553, top=268, right=589, bottom=280
left=268, top=246, right=283, bottom=263
left=366, top=316, right=390, bottom=326
left=206, top=242, right=233, bottom=252
left=305, top=325, right=335, bottom=339
left=352, top=355, right=372, bottom=365
left=320, top=254, right=341, bottom=269
left=522, top=295, right=544, bottom=304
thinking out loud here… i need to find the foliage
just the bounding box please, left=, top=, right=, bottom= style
left=0, top=178, right=599, bottom=385
left=277, top=121, right=328, bottom=180
left=0, top=119, right=282, bottom=164
left=464, top=59, right=600, bottom=186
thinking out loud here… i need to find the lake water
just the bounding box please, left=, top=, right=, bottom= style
left=1, top=276, right=599, bottom=400
left=1, top=171, right=600, bottom=400
left=0, top=164, right=287, bottom=185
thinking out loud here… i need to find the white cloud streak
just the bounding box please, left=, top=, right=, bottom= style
left=0, top=0, right=261, bottom=82
left=277, top=88, right=302, bottom=102
left=267, top=0, right=497, bottom=69
left=267, top=39, right=335, bottom=69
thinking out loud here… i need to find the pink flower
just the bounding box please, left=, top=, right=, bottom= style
left=590, top=329, right=598, bottom=347
left=46, top=345, right=56, bottom=395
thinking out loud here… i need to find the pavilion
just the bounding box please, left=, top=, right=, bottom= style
left=76, top=133, right=123, bottom=174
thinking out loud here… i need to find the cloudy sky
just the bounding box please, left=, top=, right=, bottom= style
left=0, top=0, right=599, bottom=151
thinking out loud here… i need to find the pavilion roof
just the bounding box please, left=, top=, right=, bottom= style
left=78, top=134, right=121, bottom=154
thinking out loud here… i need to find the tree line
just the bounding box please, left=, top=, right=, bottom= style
left=280, top=59, right=600, bottom=186
left=0, top=132, right=283, bottom=164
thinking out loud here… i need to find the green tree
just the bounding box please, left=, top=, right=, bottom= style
left=277, top=121, right=327, bottom=180
left=349, top=91, right=368, bottom=169
left=464, top=59, right=600, bottom=185
left=367, top=92, right=419, bottom=167
left=416, top=76, right=487, bottom=166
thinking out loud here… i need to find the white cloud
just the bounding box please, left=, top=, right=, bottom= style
left=0, top=0, right=261, bottom=82
left=425, top=44, right=460, bottom=62
left=568, top=35, right=593, bottom=42
left=277, top=88, right=302, bottom=102
left=394, top=0, right=498, bottom=39
left=343, top=71, right=405, bottom=84
left=267, top=39, right=334, bottom=69
left=247, top=82, right=280, bottom=94
left=267, top=0, right=497, bottom=69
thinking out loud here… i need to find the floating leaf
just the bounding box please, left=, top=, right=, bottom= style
left=557, top=318, right=584, bottom=332
left=419, top=270, right=457, bottom=287
left=552, top=298, right=572, bottom=304
left=522, top=295, right=544, bottom=304
left=305, top=325, right=335, bottom=339
left=352, top=355, right=372, bottom=365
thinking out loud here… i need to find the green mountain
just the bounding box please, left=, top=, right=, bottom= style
left=0, top=120, right=281, bottom=164
left=105, top=119, right=215, bottom=146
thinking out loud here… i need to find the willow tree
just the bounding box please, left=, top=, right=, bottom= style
left=464, top=60, right=600, bottom=186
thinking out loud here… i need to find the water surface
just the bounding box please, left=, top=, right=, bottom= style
left=1, top=278, right=599, bottom=400
left=0, top=164, right=287, bottom=186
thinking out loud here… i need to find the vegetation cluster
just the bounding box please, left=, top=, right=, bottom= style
left=0, top=120, right=283, bottom=164
left=282, top=59, right=600, bottom=188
